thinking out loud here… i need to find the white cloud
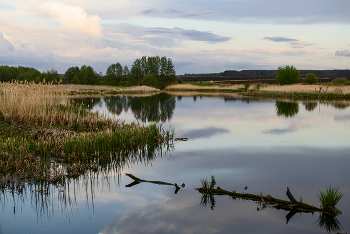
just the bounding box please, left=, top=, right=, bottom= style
left=39, top=2, right=101, bottom=36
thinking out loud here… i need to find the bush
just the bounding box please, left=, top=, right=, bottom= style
left=303, top=73, right=318, bottom=84
left=140, top=74, right=158, bottom=88
left=256, top=83, right=262, bottom=91
left=332, top=77, right=348, bottom=85
left=244, top=80, right=251, bottom=91
left=177, top=77, right=184, bottom=84
left=276, top=65, right=300, bottom=85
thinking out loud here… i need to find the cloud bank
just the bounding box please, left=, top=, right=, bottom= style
left=335, top=49, right=350, bottom=57
left=40, top=2, right=101, bottom=36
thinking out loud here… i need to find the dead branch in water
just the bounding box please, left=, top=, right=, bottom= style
left=196, top=186, right=341, bottom=216
left=125, top=173, right=181, bottom=193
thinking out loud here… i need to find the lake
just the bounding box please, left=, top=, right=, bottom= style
left=1, top=93, right=349, bottom=234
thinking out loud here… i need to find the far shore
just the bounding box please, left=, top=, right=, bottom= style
left=57, top=83, right=350, bottom=98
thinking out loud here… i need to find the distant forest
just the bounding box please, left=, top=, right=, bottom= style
left=181, top=69, right=350, bottom=77
left=0, top=56, right=176, bottom=88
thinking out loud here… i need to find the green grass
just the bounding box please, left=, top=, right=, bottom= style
left=317, top=186, right=344, bottom=212
left=200, top=175, right=216, bottom=193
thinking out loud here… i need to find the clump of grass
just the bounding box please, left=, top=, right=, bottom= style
left=200, top=175, right=216, bottom=193
left=317, top=186, right=344, bottom=214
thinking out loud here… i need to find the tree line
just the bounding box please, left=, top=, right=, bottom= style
left=0, top=56, right=176, bottom=88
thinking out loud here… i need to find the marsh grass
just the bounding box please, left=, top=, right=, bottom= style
left=0, top=81, right=174, bottom=192
left=317, top=186, right=344, bottom=214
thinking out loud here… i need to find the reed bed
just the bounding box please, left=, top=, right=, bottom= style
left=0, top=81, right=174, bottom=193
left=164, top=84, right=244, bottom=91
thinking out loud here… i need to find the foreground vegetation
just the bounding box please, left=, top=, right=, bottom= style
left=0, top=81, right=173, bottom=191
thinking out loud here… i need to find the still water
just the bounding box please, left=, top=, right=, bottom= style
left=1, top=93, right=350, bottom=234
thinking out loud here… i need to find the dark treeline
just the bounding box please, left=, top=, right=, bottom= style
left=181, top=69, right=350, bottom=78
left=0, top=55, right=176, bottom=88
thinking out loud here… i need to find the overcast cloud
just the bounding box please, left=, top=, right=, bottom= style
left=0, top=0, right=349, bottom=74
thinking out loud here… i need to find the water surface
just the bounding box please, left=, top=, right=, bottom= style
left=1, top=93, right=350, bottom=234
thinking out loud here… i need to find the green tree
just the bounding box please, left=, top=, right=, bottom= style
left=105, top=63, right=123, bottom=86
left=303, top=73, right=318, bottom=84
left=141, top=74, right=158, bottom=88
left=276, top=65, right=300, bottom=85
left=122, top=65, right=130, bottom=86
left=40, top=69, right=60, bottom=83
left=64, top=66, right=80, bottom=83
left=71, top=74, right=81, bottom=84
left=130, top=59, right=142, bottom=86
left=79, top=65, right=99, bottom=85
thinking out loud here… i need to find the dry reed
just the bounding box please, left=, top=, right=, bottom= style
left=0, top=81, right=174, bottom=191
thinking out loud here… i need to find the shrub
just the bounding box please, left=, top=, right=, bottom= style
left=193, top=77, right=197, bottom=82
left=140, top=74, right=158, bottom=88
left=177, top=77, right=184, bottom=84
left=276, top=65, right=300, bottom=85
left=244, top=80, right=251, bottom=91
left=344, top=81, right=350, bottom=86
left=304, top=73, right=319, bottom=84
left=256, top=83, right=262, bottom=91
left=332, top=77, right=348, bottom=85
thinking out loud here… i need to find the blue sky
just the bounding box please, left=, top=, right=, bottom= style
left=0, top=0, right=349, bottom=74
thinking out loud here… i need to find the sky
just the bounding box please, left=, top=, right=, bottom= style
left=0, top=0, right=349, bottom=75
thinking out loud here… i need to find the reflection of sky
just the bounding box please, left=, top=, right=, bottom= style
left=2, top=95, right=350, bottom=234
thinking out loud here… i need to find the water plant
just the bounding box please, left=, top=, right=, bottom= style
left=200, top=175, right=216, bottom=193
left=317, top=186, right=344, bottom=214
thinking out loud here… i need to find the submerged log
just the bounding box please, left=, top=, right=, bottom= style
left=195, top=186, right=341, bottom=216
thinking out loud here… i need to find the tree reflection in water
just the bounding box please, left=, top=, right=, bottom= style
left=303, top=101, right=318, bottom=112
left=103, top=93, right=176, bottom=122
left=275, top=101, right=299, bottom=118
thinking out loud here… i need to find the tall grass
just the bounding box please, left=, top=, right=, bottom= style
left=0, top=80, right=107, bottom=128
left=0, top=80, right=174, bottom=191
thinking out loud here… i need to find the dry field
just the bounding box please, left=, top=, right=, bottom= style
left=259, top=84, right=350, bottom=94
left=165, top=84, right=244, bottom=91
left=165, top=83, right=350, bottom=94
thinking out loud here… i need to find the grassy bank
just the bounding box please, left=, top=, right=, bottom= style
left=0, top=81, right=173, bottom=191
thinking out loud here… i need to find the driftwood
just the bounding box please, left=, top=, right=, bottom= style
left=125, top=174, right=341, bottom=216
left=125, top=173, right=181, bottom=193
left=315, top=86, right=329, bottom=93
left=196, top=186, right=341, bottom=216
